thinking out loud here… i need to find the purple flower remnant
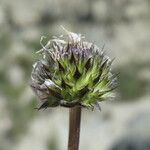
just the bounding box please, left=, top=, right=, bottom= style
left=30, top=28, right=117, bottom=110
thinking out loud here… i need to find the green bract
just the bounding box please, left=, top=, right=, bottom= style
left=30, top=29, right=117, bottom=109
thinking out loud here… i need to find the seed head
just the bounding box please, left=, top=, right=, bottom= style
left=30, top=28, right=117, bottom=110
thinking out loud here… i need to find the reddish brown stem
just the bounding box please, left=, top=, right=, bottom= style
left=68, top=106, right=81, bottom=150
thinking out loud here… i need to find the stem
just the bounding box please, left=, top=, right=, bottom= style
left=68, top=106, right=81, bottom=150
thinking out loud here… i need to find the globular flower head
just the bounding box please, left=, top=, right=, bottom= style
left=30, top=28, right=117, bottom=110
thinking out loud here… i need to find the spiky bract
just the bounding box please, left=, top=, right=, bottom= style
left=30, top=30, right=116, bottom=109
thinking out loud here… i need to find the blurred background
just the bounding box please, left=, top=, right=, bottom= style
left=0, top=0, right=150, bottom=150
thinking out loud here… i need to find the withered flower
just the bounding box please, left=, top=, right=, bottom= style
left=30, top=28, right=117, bottom=110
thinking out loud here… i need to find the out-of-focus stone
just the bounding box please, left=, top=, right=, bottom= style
left=125, top=1, right=150, bottom=19
left=92, top=1, right=108, bottom=22
left=111, top=136, right=150, bottom=150
left=7, top=65, right=24, bottom=87
left=110, top=111, right=150, bottom=150
left=0, top=6, right=5, bottom=26
left=138, top=69, right=150, bottom=81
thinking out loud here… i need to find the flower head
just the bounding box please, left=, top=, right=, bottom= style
left=30, top=28, right=117, bottom=110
